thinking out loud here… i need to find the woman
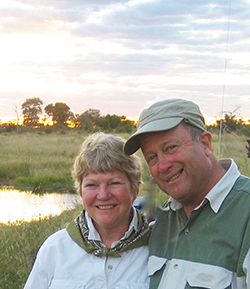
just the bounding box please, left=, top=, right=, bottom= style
left=24, top=132, right=150, bottom=289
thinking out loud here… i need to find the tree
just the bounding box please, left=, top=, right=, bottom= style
left=117, top=116, right=135, bottom=133
left=95, top=114, right=135, bottom=133
left=44, top=102, right=73, bottom=125
left=95, top=114, right=121, bottom=131
left=76, top=108, right=101, bottom=131
left=224, top=113, right=238, bottom=132
left=21, top=97, right=43, bottom=125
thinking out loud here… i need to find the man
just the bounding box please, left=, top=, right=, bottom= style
left=124, top=99, right=250, bottom=289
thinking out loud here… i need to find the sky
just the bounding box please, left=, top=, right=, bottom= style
left=1, top=0, right=250, bottom=125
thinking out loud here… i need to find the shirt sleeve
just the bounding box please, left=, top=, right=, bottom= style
left=243, top=247, right=250, bottom=289
left=23, top=252, right=51, bottom=289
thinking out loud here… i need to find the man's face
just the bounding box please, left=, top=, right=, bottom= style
left=141, top=124, right=213, bottom=208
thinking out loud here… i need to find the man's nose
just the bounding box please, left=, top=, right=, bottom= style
left=157, top=154, right=173, bottom=172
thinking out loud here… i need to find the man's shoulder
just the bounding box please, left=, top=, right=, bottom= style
left=233, top=175, right=250, bottom=195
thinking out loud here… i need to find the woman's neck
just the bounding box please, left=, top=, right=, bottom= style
left=94, top=210, right=134, bottom=248
left=101, top=230, right=125, bottom=248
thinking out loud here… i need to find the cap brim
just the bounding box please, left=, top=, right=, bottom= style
left=124, top=117, right=183, bottom=155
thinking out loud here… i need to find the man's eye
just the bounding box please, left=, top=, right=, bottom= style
left=110, top=182, right=120, bottom=186
left=169, top=145, right=177, bottom=150
left=166, top=145, right=178, bottom=153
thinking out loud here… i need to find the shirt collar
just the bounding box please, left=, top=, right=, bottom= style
left=167, top=158, right=240, bottom=213
left=85, top=207, right=138, bottom=247
left=204, top=158, right=240, bottom=212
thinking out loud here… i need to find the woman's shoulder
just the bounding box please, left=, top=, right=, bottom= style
left=37, top=227, right=86, bottom=262
left=44, top=228, right=68, bottom=243
left=38, top=228, right=74, bottom=253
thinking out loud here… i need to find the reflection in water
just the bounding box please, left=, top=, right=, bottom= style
left=0, top=188, right=81, bottom=224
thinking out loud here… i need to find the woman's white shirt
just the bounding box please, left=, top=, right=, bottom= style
left=23, top=219, right=149, bottom=289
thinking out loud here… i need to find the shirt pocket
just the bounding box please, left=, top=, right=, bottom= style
left=148, top=255, right=168, bottom=276
left=186, top=263, right=233, bottom=289
left=49, top=280, right=85, bottom=289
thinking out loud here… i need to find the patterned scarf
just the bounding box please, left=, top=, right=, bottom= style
left=66, top=209, right=151, bottom=258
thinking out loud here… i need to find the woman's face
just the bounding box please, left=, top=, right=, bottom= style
left=81, top=171, right=138, bottom=233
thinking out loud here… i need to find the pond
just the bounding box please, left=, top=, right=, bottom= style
left=0, top=188, right=82, bottom=224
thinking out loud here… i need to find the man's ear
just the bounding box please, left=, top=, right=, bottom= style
left=201, top=131, right=212, bottom=156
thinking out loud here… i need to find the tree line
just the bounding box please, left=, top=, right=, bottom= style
left=2, top=97, right=250, bottom=136
left=1, top=97, right=136, bottom=133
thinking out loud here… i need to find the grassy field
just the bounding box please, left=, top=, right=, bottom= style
left=0, top=130, right=150, bottom=192
left=0, top=130, right=92, bottom=192
left=0, top=130, right=249, bottom=191
left=211, top=131, right=250, bottom=175
left=1, top=130, right=250, bottom=288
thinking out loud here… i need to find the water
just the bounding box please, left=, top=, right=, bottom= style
left=0, top=188, right=82, bottom=224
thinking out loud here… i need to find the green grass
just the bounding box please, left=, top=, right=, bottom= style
left=0, top=205, right=82, bottom=289
left=0, top=129, right=249, bottom=208
left=0, top=131, right=90, bottom=192
left=211, top=132, right=250, bottom=176
left=1, top=130, right=249, bottom=191
left=1, top=130, right=250, bottom=288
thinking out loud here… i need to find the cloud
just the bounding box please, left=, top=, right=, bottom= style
left=1, top=0, right=250, bottom=122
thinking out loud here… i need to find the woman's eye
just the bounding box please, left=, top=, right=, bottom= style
left=147, top=155, right=156, bottom=165
left=85, top=183, right=96, bottom=188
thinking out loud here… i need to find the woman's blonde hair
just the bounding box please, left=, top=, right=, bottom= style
left=72, top=132, right=142, bottom=194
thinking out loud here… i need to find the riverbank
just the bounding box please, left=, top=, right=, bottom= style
left=0, top=204, right=82, bottom=289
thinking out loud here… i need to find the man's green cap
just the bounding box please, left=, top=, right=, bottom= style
left=124, top=98, right=207, bottom=155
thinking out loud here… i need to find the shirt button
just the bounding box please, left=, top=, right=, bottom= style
left=184, top=228, right=189, bottom=235
left=174, top=264, right=178, bottom=269
left=108, top=265, right=113, bottom=270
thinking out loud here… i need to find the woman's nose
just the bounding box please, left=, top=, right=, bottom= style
left=97, top=185, right=110, bottom=200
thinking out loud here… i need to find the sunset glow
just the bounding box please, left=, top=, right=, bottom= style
left=1, top=0, right=250, bottom=122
